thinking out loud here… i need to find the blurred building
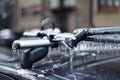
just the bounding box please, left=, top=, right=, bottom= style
left=93, top=0, right=120, bottom=27
left=46, top=0, right=91, bottom=32
left=12, top=0, right=120, bottom=32
left=12, top=0, right=42, bottom=32
left=14, top=0, right=91, bottom=32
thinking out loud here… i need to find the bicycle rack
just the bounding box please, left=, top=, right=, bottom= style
left=11, top=19, right=120, bottom=80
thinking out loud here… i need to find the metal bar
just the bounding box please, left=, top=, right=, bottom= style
left=74, top=26, right=120, bottom=35
left=12, top=39, right=51, bottom=49
left=85, top=37, right=120, bottom=43
left=88, top=26, right=120, bottom=35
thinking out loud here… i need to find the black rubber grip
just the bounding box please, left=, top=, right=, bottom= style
left=74, top=30, right=87, bottom=46
left=63, top=30, right=87, bottom=48
left=37, top=32, right=47, bottom=38
left=21, top=47, right=48, bottom=69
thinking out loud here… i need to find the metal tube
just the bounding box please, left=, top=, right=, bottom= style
left=85, top=37, right=120, bottom=43
left=12, top=39, right=51, bottom=49
left=74, top=26, right=120, bottom=35
left=23, top=31, right=40, bottom=37
left=88, top=26, right=120, bottom=35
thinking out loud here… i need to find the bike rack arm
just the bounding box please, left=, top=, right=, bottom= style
left=70, top=26, right=120, bottom=47
left=12, top=38, right=58, bottom=69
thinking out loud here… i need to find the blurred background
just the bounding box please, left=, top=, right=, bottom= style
left=2, top=0, right=120, bottom=32
left=0, top=0, right=120, bottom=46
